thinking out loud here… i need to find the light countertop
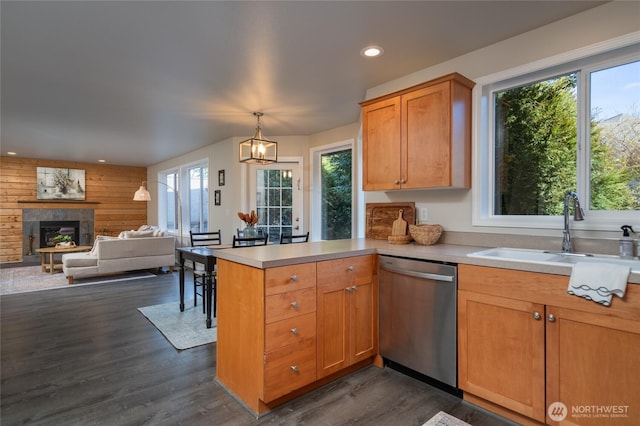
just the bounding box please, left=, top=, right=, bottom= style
left=212, top=238, right=640, bottom=284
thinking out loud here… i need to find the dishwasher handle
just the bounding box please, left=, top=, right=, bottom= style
left=380, top=263, right=454, bottom=282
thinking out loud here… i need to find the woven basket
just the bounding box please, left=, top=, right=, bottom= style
left=388, top=234, right=412, bottom=245
left=409, top=224, right=443, bottom=245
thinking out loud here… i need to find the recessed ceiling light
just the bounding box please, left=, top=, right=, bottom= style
left=98, top=159, right=106, bottom=163
left=7, top=152, right=17, bottom=156
left=361, top=45, right=383, bottom=58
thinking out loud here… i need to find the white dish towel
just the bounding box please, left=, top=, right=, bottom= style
left=568, top=262, right=630, bottom=306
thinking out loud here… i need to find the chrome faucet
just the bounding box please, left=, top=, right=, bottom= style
left=562, top=191, right=585, bottom=253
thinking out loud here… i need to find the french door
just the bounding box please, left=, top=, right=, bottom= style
left=249, top=160, right=303, bottom=243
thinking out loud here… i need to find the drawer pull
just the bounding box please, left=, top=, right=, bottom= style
left=291, top=327, right=298, bottom=335
left=290, top=274, right=298, bottom=282
left=290, top=365, right=298, bottom=373
left=290, top=301, right=298, bottom=309
left=347, top=266, right=354, bottom=272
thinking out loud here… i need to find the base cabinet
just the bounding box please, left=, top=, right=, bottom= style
left=316, top=255, right=378, bottom=379
left=217, top=254, right=377, bottom=415
left=458, top=265, right=640, bottom=425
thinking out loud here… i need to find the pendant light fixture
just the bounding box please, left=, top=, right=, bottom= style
left=239, top=112, right=278, bottom=164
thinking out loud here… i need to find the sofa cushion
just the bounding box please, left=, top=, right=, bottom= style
left=62, top=253, right=98, bottom=268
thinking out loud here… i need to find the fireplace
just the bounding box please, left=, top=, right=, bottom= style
left=23, top=208, right=94, bottom=255
left=39, top=221, right=80, bottom=248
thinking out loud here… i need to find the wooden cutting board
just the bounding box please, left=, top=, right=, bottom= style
left=365, top=202, right=416, bottom=239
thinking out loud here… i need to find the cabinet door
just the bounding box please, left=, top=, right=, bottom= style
left=317, top=280, right=348, bottom=378
left=362, top=96, right=401, bottom=190
left=348, top=280, right=377, bottom=364
left=458, top=290, right=546, bottom=422
left=546, top=306, right=640, bottom=426
left=402, top=82, right=451, bottom=189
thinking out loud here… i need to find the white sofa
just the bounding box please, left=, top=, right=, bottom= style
left=62, top=234, right=176, bottom=284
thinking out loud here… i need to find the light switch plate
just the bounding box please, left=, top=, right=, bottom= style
left=419, top=207, right=428, bottom=223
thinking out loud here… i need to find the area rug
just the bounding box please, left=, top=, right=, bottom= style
left=138, top=300, right=217, bottom=350
left=0, top=265, right=157, bottom=295
left=422, top=411, right=472, bottom=426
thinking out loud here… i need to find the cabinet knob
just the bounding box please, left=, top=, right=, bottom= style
left=533, top=312, right=541, bottom=320
left=393, top=180, right=400, bottom=185
left=548, top=314, right=556, bottom=323
left=290, top=274, right=298, bottom=282
left=290, top=365, right=298, bottom=373
left=347, top=266, right=354, bottom=272
left=291, top=327, right=298, bottom=335
left=345, top=285, right=356, bottom=292
left=399, top=179, right=406, bottom=184
left=290, top=301, right=298, bottom=309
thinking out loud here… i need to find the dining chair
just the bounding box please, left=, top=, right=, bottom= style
left=279, top=231, right=310, bottom=244
left=189, top=230, right=221, bottom=313
left=232, top=234, right=268, bottom=247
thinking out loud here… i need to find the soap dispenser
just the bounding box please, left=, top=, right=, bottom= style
left=619, top=225, right=635, bottom=259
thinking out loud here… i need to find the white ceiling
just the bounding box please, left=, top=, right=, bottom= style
left=1, top=1, right=607, bottom=167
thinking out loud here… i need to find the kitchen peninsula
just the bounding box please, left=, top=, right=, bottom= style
left=214, top=239, right=640, bottom=423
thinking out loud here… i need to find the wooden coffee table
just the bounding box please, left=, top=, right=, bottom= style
left=36, top=245, right=92, bottom=274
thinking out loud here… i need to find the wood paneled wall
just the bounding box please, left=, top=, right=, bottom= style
left=0, top=157, right=147, bottom=263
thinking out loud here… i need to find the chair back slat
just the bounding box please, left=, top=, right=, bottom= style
left=232, top=235, right=268, bottom=247
left=280, top=231, right=309, bottom=244
left=190, top=230, right=222, bottom=247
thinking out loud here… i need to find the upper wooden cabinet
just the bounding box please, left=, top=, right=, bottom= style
left=360, top=73, right=475, bottom=190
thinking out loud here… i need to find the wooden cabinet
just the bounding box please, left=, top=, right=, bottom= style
left=459, top=289, right=546, bottom=421
left=458, top=265, right=640, bottom=425
left=316, top=255, right=378, bottom=378
left=360, top=73, right=474, bottom=191
left=217, top=255, right=378, bottom=415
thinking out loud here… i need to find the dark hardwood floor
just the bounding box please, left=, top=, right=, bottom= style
left=1, top=271, right=516, bottom=426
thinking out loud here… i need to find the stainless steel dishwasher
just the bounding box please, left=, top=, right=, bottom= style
left=378, top=255, right=458, bottom=389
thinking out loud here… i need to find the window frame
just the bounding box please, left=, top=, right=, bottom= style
left=473, top=34, right=640, bottom=231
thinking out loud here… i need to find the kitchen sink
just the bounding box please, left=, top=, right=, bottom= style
left=467, top=247, right=640, bottom=273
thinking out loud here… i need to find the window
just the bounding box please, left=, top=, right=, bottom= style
left=187, top=164, right=208, bottom=232
left=162, top=171, right=179, bottom=232
left=159, top=161, right=208, bottom=242
left=475, top=42, right=639, bottom=230
left=320, top=149, right=352, bottom=240
left=311, top=140, right=359, bottom=241
left=247, top=160, right=302, bottom=243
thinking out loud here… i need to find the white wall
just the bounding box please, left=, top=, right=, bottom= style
left=362, top=1, right=640, bottom=240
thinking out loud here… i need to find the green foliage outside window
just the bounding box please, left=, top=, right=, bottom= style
left=494, top=74, right=638, bottom=215
left=321, top=150, right=352, bottom=240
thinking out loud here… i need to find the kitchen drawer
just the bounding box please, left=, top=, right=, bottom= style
left=263, top=337, right=316, bottom=402
left=265, top=287, right=316, bottom=324
left=265, top=312, right=316, bottom=352
left=317, top=255, right=375, bottom=286
left=265, top=263, right=317, bottom=295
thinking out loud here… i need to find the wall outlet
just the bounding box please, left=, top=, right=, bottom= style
left=419, top=207, right=428, bottom=223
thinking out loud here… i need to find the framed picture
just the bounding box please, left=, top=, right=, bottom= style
left=218, top=169, right=225, bottom=186
left=214, top=190, right=221, bottom=206
left=37, top=167, right=86, bottom=200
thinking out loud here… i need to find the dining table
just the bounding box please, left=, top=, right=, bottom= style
left=177, top=245, right=231, bottom=328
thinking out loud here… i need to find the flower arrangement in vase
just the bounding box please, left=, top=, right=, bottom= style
left=237, top=210, right=259, bottom=237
